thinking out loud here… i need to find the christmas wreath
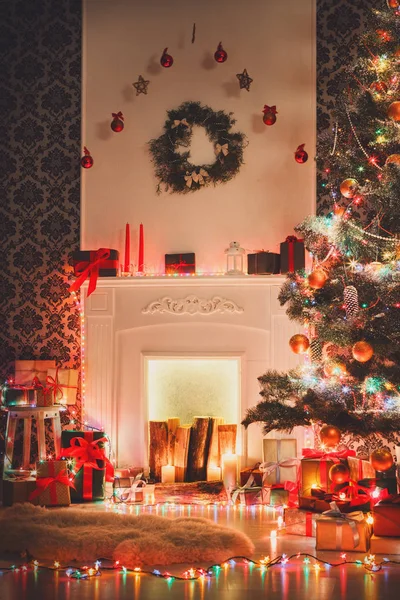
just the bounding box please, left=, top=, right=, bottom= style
left=149, top=101, right=246, bottom=194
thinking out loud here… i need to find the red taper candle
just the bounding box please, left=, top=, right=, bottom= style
left=124, top=223, right=130, bottom=272
left=138, top=223, right=144, bottom=273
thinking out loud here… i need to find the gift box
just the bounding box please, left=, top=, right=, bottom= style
left=284, top=508, right=317, bottom=537
left=348, top=456, right=376, bottom=481
left=29, top=461, right=72, bottom=506
left=72, top=249, right=119, bottom=277
left=240, top=466, right=263, bottom=488
left=373, top=495, right=400, bottom=537
left=280, top=236, right=305, bottom=273
left=2, top=478, right=37, bottom=506
left=261, top=484, right=289, bottom=506
left=247, top=251, right=280, bottom=275
left=60, top=431, right=114, bottom=502
left=370, top=535, right=400, bottom=555
left=113, top=477, right=145, bottom=503
left=262, top=439, right=298, bottom=485
left=1, top=384, right=37, bottom=407
left=299, top=494, right=332, bottom=513
left=316, top=504, right=371, bottom=552
left=14, top=360, right=56, bottom=385
left=46, top=368, right=78, bottom=405
left=301, top=458, right=335, bottom=496
left=115, top=467, right=144, bottom=479
left=231, top=486, right=262, bottom=505
left=359, top=472, right=397, bottom=496
left=165, top=253, right=195, bottom=275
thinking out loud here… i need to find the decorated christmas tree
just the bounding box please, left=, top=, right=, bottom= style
left=243, top=2, right=400, bottom=457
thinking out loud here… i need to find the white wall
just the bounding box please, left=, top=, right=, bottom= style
left=82, top=0, right=316, bottom=273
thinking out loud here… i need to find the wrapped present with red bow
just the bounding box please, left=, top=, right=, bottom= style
left=29, top=460, right=75, bottom=506
left=280, top=235, right=305, bottom=273
left=165, top=253, right=195, bottom=275
left=59, top=431, right=114, bottom=502
left=70, top=248, right=119, bottom=298
left=14, top=360, right=56, bottom=385
left=45, top=368, right=78, bottom=405
left=300, top=447, right=356, bottom=496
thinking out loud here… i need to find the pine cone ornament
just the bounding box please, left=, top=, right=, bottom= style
left=310, top=339, right=323, bottom=363
left=344, top=285, right=359, bottom=320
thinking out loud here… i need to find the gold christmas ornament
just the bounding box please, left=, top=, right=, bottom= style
left=289, top=334, right=310, bottom=354
left=324, top=361, right=347, bottom=378
left=340, top=178, right=359, bottom=199
left=333, top=204, right=346, bottom=217
left=329, top=463, right=350, bottom=484
left=320, top=425, right=341, bottom=448
left=370, top=448, right=394, bottom=472
left=386, top=154, right=400, bottom=166
left=352, top=341, right=374, bottom=363
left=387, top=101, right=400, bottom=122
left=308, top=269, right=328, bottom=289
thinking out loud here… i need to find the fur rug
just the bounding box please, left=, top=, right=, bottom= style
left=0, top=504, right=254, bottom=567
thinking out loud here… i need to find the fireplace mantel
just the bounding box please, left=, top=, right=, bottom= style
left=82, top=275, right=304, bottom=468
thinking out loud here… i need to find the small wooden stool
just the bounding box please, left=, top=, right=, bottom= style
left=3, top=406, right=62, bottom=470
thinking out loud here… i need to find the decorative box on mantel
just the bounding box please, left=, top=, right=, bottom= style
left=81, top=275, right=304, bottom=470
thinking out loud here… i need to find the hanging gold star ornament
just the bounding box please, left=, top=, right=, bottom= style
left=132, top=75, right=150, bottom=96
left=236, top=68, right=253, bottom=91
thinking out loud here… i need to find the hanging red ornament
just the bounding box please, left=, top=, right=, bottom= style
left=333, top=204, right=346, bottom=217
left=214, top=42, right=228, bottom=63
left=329, top=463, right=350, bottom=484
left=294, top=144, right=308, bottom=164
left=160, top=48, right=174, bottom=68
left=386, top=154, right=400, bottom=166
left=340, top=178, right=358, bottom=198
left=262, top=105, right=277, bottom=126
left=376, top=29, right=392, bottom=42
left=352, top=341, right=374, bottom=363
left=370, top=81, right=388, bottom=94
left=370, top=448, right=393, bottom=472
left=81, top=147, right=93, bottom=169
left=308, top=269, right=328, bottom=289
left=388, top=101, right=400, bottom=122
left=111, top=111, right=124, bottom=132
left=387, top=0, right=400, bottom=10
left=320, top=425, right=341, bottom=448
left=289, top=334, right=310, bottom=354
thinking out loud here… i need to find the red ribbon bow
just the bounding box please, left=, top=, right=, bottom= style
left=29, top=468, right=76, bottom=501
left=285, top=235, right=299, bottom=243
left=263, top=105, right=277, bottom=114
left=112, top=111, right=124, bottom=120
left=302, top=448, right=356, bottom=461
left=69, top=248, right=111, bottom=297
left=60, top=436, right=114, bottom=482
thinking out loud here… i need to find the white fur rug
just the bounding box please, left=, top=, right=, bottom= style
left=0, top=504, right=254, bottom=567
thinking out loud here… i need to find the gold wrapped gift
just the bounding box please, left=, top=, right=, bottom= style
left=262, top=439, right=297, bottom=485
left=348, top=456, right=375, bottom=481
left=316, top=502, right=371, bottom=552
left=15, top=360, right=56, bottom=385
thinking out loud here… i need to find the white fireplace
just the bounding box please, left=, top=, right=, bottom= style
left=82, top=276, right=305, bottom=469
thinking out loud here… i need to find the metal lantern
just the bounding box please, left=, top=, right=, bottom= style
left=225, top=241, right=245, bottom=275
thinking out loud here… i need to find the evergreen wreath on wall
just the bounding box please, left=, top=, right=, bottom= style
left=149, top=101, right=246, bottom=194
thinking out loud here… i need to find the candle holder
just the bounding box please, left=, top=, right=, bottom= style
left=120, top=263, right=133, bottom=277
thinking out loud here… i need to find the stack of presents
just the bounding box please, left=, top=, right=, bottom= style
left=238, top=441, right=400, bottom=554
left=1, top=360, right=113, bottom=508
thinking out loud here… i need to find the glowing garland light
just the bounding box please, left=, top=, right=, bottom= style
left=2, top=552, right=398, bottom=581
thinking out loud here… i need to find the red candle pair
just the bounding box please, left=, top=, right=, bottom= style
left=124, top=223, right=144, bottom=273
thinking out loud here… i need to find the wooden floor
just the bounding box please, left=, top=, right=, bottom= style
left=1, top=502, right=400, bottom=599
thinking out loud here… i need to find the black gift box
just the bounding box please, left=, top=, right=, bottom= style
left=280, top=237, right=305, bottom=273
left=60, top=431, right=106, bottom=502
left=359, top=470, right=397, bottom=496
left=165, top=253, right=196, bottom=275
left=1, top=386, right=37, bottom=407
left=247, top=252, right=280, bottom=275
left=72, top=250, right=119, bottom=277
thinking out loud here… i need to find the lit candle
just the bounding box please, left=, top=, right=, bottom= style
left=161, top=465, right=175, bottom=483
left=138, top=223, right=144, bottom=273
left=124, top=223, right=130, bottom=272
left=221, top=453, right=238, bottom=491
left=207, top=466, right=222, bottom=481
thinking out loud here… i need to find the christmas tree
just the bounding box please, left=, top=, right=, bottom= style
left=243, top=2, right=400, bottom=453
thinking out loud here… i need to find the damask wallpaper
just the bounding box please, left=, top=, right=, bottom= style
left=0, top=0, right=379, bottom=463
left=0, top=0, right=82, bottom=461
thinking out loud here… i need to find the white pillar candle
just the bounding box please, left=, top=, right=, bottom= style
left=207, top=466, right=222, bottom=481
left=161, top=465, right=175, bottom=483
left=221, top=453, right=238, bottom=490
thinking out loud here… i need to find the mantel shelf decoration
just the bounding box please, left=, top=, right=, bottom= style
left=142, top=295, right=244, bottom=315
left=149, top=101, right=246, bottom=194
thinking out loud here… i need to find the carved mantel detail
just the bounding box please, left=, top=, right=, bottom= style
left=142, top=295, right=244, bottom=315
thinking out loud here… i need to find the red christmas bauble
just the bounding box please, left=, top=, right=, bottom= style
left=111, top=112, right=124, bottom=132
left=295, top=144, right=308, bottom=164
left=81, top=147, right=93, bottom=169
left=160, top=48, right=174, bottom=68
left=370, top=81, right=388, bottom=94
left=320, top=425, right=341, bottom=447
left=387, top=0, right=400, bottom=9
left=262, top=105, right=277, bottom=126
left=329, top=463, right=350, bottom=484
left=370, top=448, right=393, bottom=472
left=214, top=42, right=228, bottom=63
